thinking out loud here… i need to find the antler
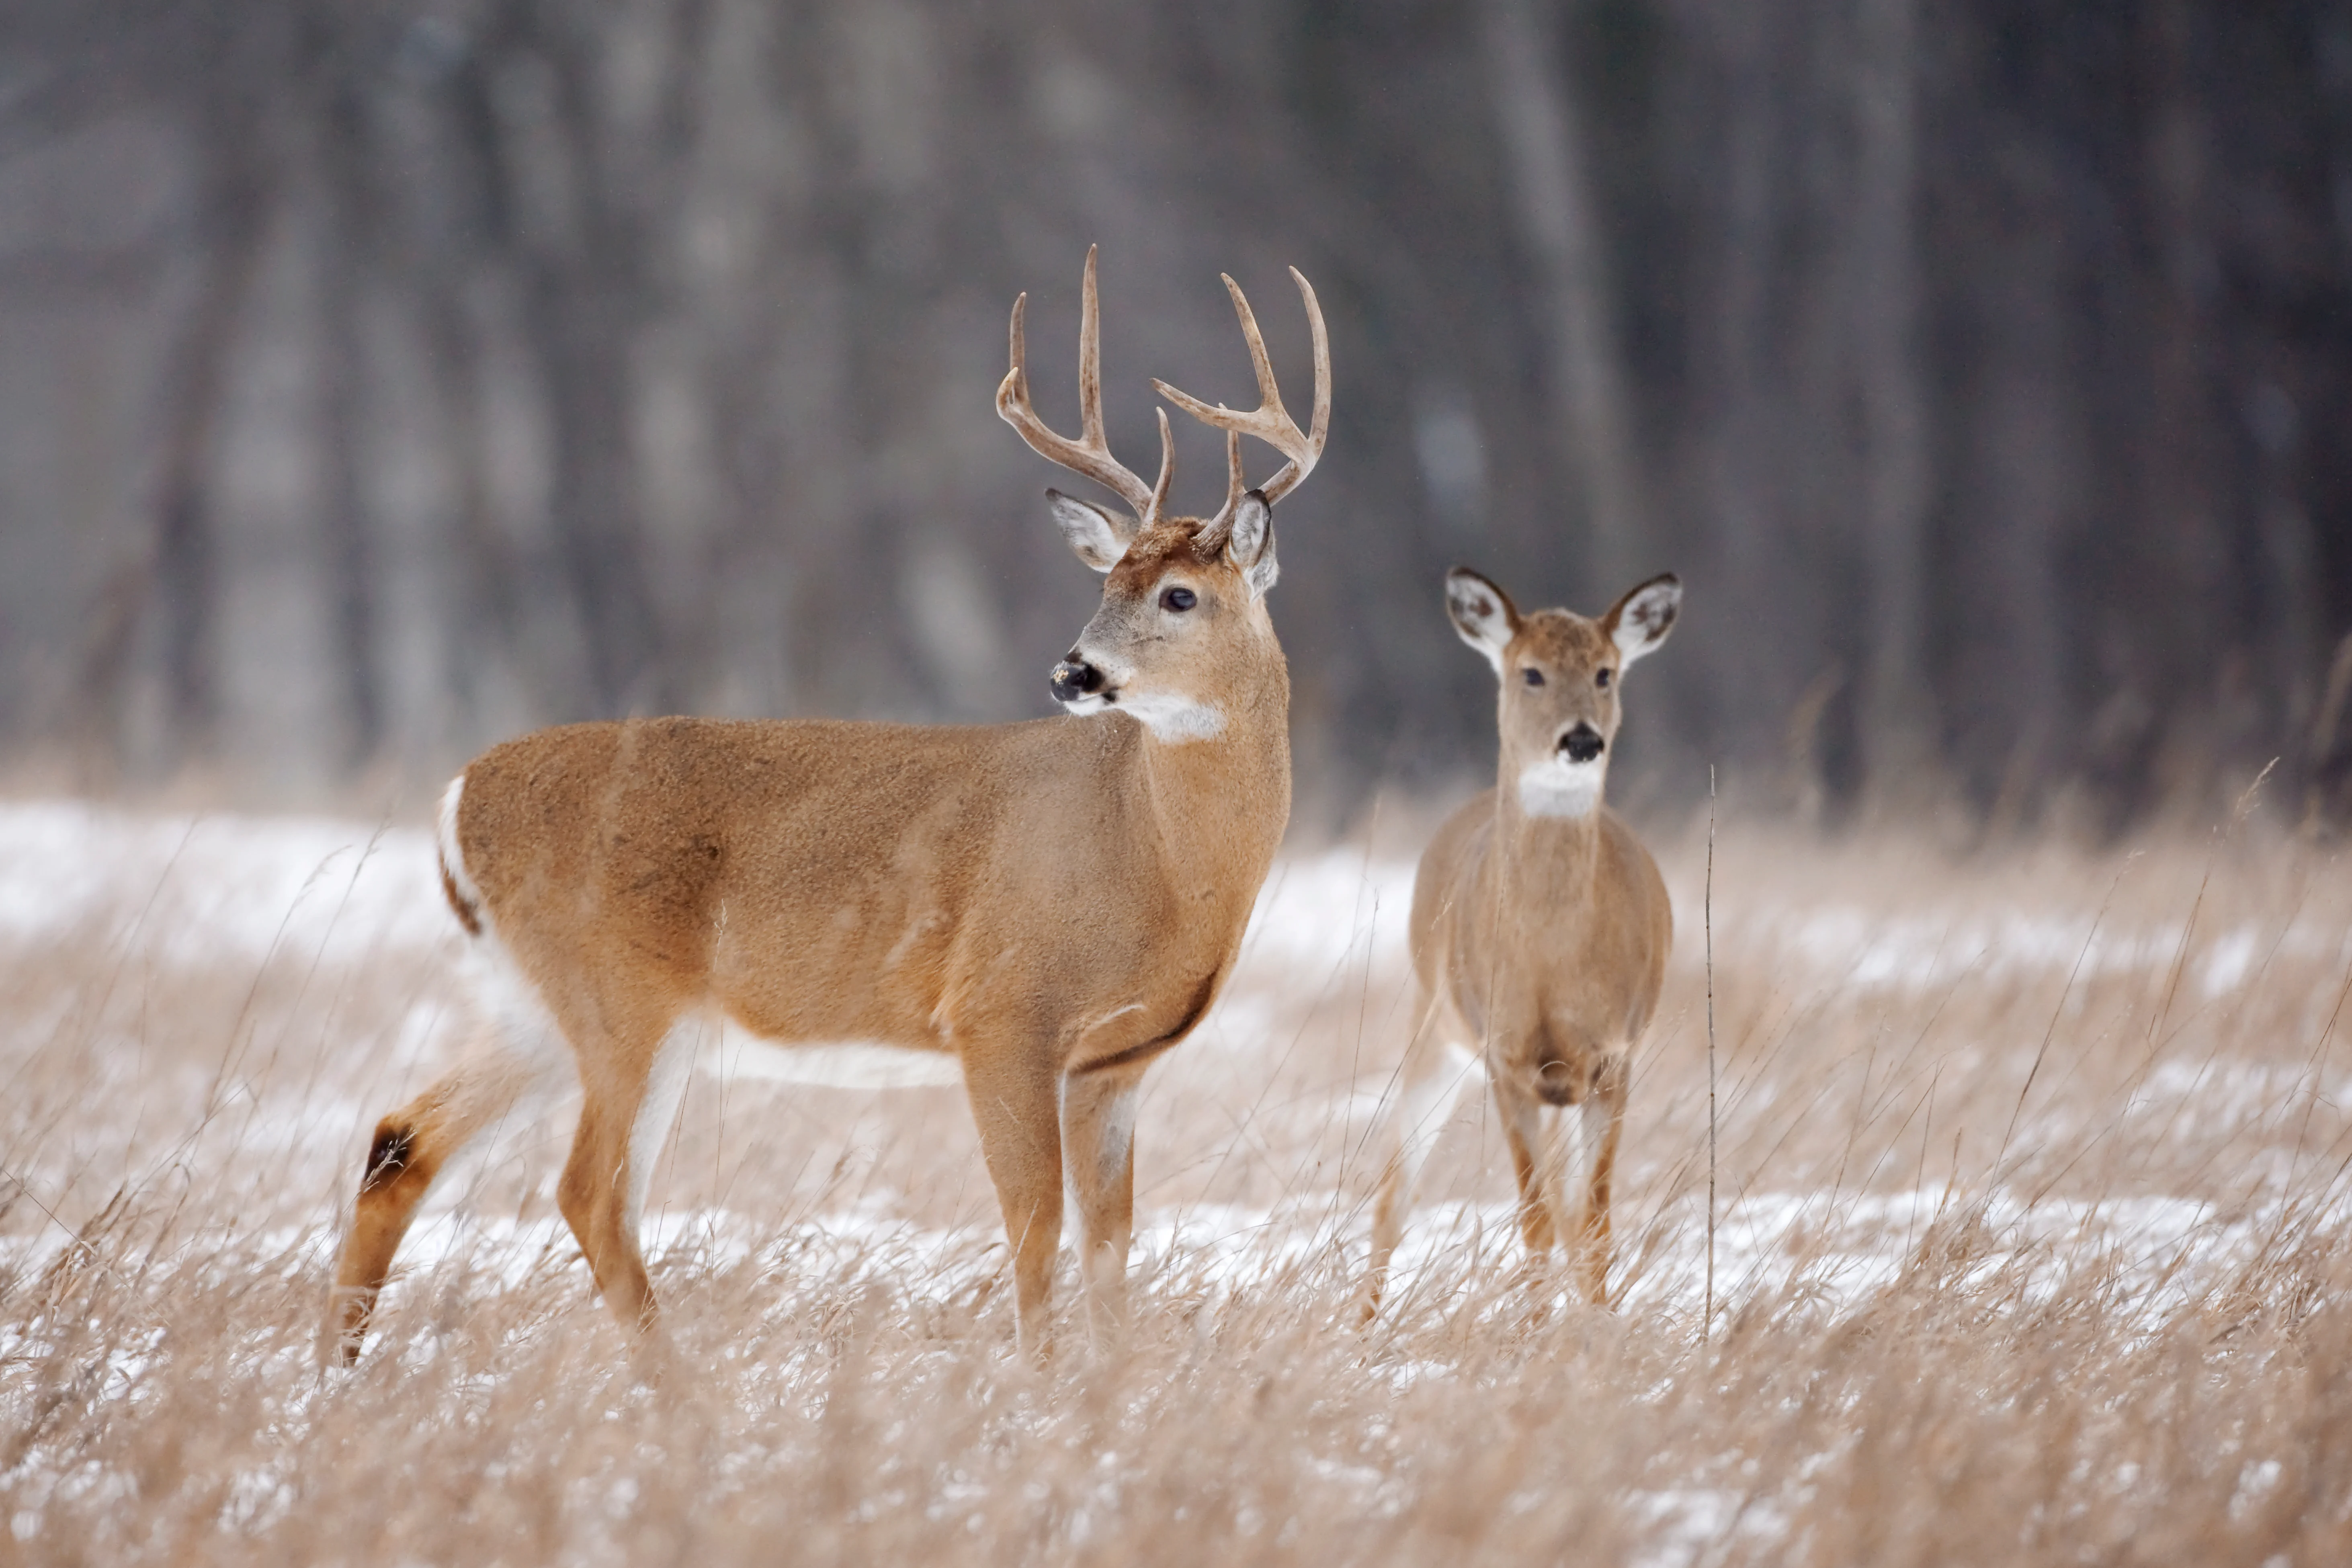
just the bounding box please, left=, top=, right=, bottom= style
left=997, top=246, right=1173, bottom=538
left=1153, top=267, right=1330, bottom=526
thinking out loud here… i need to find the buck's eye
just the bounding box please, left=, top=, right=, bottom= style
left=1595, top=667, right=1613, bottom=689
left=1162, top=586, right=1197, bottom=612
left=1522, top=668, right=1544, bottom=687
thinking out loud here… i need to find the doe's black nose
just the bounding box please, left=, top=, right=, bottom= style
left=1051, top=658, right=1104, bottom=703
left=1560, top=723, right=1605, bottom=764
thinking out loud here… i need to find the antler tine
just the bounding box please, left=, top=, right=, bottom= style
left=1147, top=408, right=1175, bottom=524
left=1152, top=265, right=1331, bottom=522
left=1078, top=246, right=1106, bottom=447
left=997, top=245, right=1162, bottom=531
left=1289, top=266, right=1333, bottom=482
left=1221, top=428, right=1245, bottom=523
left=1195, top=427, right=1250, bottom=554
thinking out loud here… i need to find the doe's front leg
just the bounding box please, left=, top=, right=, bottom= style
left=1494, top=1075, right=1560, bottom=1256
left=1569, top=1061, right=1627, bottom=1308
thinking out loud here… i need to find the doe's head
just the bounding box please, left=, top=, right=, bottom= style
left=1000, top=248, right=1327, bottom=744
left=1444, top=566, right=1682, bottom=818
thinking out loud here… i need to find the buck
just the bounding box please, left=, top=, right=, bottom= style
left=324, top=248, right=1328, bottom=1363
left=1363, top=565, right=1680, bottom=1314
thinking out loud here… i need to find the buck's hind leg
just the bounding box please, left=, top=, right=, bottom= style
left=325, top=1037, right=552, bottom=1365
left=1365, top=1019, right=1477, bottom=1320
left=554, top=1017, right=693, bottom=1338
left=1061, top=1065, right=1144, bottom=1352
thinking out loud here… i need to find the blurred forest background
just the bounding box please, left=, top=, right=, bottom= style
left=0, top=0, right=2347, bottom=831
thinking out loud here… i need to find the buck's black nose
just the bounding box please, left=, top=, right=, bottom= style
left=1560, top=723, right=1605, bottom=764
left=1051, top=657, right=1104, bottom=703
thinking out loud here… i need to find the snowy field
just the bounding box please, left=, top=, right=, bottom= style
left=2, top=795, right=2350, bottom=1563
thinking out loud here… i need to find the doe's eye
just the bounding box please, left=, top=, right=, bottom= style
left=1521, top=668, right=1544, bottom=687
left=1596, top=667, right=1613, bottom=689
left=1162, top=586, right=1197, bottom=612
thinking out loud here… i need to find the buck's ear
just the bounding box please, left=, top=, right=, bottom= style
left=1048, top=490, right=1126, bottom=572
left=1603, top=572, right=1681, bottom=667
left=1445, top=567, right=1519, bottom=675
left=1224, top=491, right=1278, bottom=598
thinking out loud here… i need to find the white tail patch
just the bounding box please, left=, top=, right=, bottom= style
left=436, top=775, right=486, bottom=935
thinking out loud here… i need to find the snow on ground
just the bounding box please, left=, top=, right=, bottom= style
left=8, top=799, right=2351, bottom=1564
left=0, top=799, right=446, bottom=970
left=0, top=798, right=2340, bottom=1345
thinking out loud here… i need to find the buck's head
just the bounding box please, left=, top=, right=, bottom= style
left=999, top=248, right=1327, bottom=744
left=1445, top=567, right=1682, bottom=819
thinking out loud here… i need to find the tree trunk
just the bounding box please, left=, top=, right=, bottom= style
left=1851, top=0, right=1934, bottom=794
left=1479, top=0, right=1646, bottom=594
left=315, top=74, right=383, bottom=765
left=80, top=97, right=270, bottom=771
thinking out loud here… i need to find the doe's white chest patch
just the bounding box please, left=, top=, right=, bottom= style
left=1517, top=758, right=1605, bottom=819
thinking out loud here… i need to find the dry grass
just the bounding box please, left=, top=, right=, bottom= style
left=3, top=795, right=2350, bottom=1564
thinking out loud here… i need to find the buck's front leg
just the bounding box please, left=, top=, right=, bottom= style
left=965, top=1056, right=1065, bottom=1361
left=1060, top=1064, right=1143, bottom=1353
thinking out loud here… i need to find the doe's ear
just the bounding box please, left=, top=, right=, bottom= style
left=1602, top=572, right=1681, bottom=667
left=1048, top=489, right=1127, bottom=572
left=1444, top=567, right=1519, bottom=675
left=1223, top=490, right=1278, bottom=598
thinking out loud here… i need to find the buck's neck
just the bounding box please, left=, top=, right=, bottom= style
left=1132, top=641, right=1292, bottom=903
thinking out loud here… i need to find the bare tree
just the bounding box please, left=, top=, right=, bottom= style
left=1480, top=0, right=1648, bottom=596
left=1850, top=0, right=1932, bottom=791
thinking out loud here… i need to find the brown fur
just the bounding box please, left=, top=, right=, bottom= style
left=327, top=253, right=1325, bottom=1369
left=1366, top=571, right=1679, bottom=1314
left=325, top=515, right=1293, bottom=1363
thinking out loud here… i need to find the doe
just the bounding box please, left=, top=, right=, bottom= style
left=1365, top=565, right=1680, bottom=1314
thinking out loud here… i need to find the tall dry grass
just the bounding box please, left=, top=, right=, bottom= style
left=1, top=797, right=2349, bottom=1565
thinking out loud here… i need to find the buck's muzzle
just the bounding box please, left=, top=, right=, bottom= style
left=1051, top=658, right=1106, bottom=703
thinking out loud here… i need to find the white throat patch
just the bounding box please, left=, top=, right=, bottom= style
left=1063, top=689, right=1225, bottom=741
left=1517, top=757, right=1606, bottom=818
left=1115, top=691, right=1226, bottom=742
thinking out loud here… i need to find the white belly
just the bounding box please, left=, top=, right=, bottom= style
left=707, top=1025, right=964, bottom=1090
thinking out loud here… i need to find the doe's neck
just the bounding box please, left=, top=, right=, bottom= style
left=1494, top=746, right=1608, bottom=870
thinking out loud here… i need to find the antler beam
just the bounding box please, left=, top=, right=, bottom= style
left=998, top=246, right=1172, bottom=537
left=1153, top=268, right=1331, bottom=524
